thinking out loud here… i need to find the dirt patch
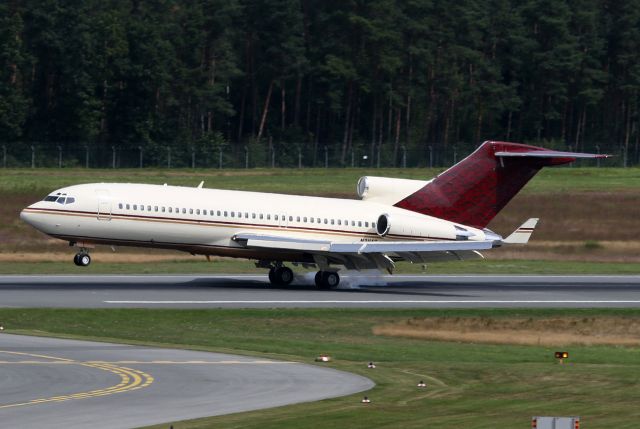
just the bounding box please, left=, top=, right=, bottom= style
left=373, top=316, right=640, bottom=347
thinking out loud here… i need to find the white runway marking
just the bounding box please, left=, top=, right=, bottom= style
left=105, top=300, right=640, bottom=304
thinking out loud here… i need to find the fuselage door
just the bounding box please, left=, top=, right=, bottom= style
left=96, top=189, right=112, bottom=221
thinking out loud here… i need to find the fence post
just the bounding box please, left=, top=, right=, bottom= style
left=112, top=146, right=116, bottom=168
left=2, top=145, right=6, bottom=168
left=218, top=147, right=223, bottom=169
left=402, top=145, right=407, bottom=168
left=245, top=145, right=249, bottom=168
left=271, top=146, right=275, bottom=168
left=138, top=146, right=143, bottom=168
left=324, top=146, right=328, bottom=168
left=191, top=147, right=195, bottom=169
left=351, top=149, right=354, bottom=167
left=167, top=147, right=171, bottom=169
left=58, top=145, right=62, bottom=168
left=596, top=145, right=600, bottom=168
left=31, top=145, right=35, bottom=168
left=376, top=143, right=381, bottom=168
left=428, top=145, right=433, bottom=168
left=298, top=147, right=302, bottom=168
left=85, top=145, right=89, bottom=168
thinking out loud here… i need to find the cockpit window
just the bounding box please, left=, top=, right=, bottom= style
left=56, top=197, right=66, bottom=204
left=44, top=196, right=58, bottom=202
left=66, top=197, right=75, bottom=204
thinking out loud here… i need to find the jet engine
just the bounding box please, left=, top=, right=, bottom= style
left=357, top=176, right=429, bottom=204
left=375, top=212, right=476, bottom=241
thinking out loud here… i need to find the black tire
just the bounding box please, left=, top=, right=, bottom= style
left=73, top=254, right=81, bottom=266
left=323, top=271, right=340, bottom=288
left=315, top=271, right=325, bottom=288
left=277, top=267, right=294, bottom=286
left=78, top=253, right=91, bottom=267
left=268, top=268, right=276, bottom=284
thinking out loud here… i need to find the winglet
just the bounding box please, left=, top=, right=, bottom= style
left=504, top=218, right=539, bottom=244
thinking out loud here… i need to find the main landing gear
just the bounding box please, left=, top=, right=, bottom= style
left=315, top=271, right=340, bottom=289
left=73, top=251, right=91, bottom=267
left=268, top=266, right=294, bottom=286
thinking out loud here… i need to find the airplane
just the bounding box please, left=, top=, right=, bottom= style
left=20, top=141, right=607, bottom=288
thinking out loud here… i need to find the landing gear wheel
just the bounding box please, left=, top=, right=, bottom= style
left=268, top=266, right=294, bottom=286
left=315, top=271, right=340, bottom=289
left=74, top=253, right=91, bottom=267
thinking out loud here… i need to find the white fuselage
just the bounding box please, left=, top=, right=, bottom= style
left=20, top=183, right=490, bottom=262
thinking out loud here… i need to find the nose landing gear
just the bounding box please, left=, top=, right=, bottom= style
left=73, top=252, right=91, bottom=267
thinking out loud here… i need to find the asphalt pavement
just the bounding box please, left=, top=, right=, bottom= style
left=0, top=334, right=373, bottom=429
left=0, top=273, right=639, bottom=308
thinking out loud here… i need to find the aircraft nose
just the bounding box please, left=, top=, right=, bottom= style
left=20, top=207, right=35, bottom=226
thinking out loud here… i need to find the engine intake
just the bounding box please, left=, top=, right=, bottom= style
left=376, top=214, right=390, bottom=236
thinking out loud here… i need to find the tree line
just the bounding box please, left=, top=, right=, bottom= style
left=1, top=0, right=640, bottom=166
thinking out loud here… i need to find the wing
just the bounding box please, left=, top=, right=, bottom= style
left=232, top=232, right=493, bottom=271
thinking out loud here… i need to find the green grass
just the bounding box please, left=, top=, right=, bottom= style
left=1, top=308, right=640, bottom=428
left=1, top=259, right=639, bottom=274
left=2, top=167, right=638, bottom=196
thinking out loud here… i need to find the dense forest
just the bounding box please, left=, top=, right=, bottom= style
left=1, top=0, right=639, bottom=167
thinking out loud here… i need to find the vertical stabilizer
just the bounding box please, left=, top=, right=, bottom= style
left=394, top=141, right=605, bottom=229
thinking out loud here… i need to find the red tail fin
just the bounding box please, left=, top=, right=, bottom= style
left=393, top=141, right=606, bottom=229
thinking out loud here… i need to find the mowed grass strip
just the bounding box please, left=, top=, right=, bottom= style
left=2, top=167, right=639, bottom=195
left=1, top=259, right=640, bottom=274
left=1, top=308, right=640, bottom=428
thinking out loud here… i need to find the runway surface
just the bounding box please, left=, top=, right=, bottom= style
left=0, top=334, right=373, bottom=429
left=1, top=274, right=640, bottom=308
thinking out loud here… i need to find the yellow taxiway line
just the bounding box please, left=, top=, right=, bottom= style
left=0, top=350, right=154, bottom=409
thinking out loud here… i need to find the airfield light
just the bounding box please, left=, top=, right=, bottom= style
left=315, top=354, right=331, bottom=362
left=361, top=396, right=371, bottom=403
left=555, top=351, right=569, bottom=364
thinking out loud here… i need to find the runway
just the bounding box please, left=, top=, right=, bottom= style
left=0, top=334, right=373, bottom=429
left=1, top=274, right=640, bottom=308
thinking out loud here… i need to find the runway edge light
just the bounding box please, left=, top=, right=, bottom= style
left=555, top=351, right=569, bottom=364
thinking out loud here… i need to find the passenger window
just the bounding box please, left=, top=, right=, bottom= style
left=196, top=209, right=200, bottom=215
left=126, top=204, right=130, bottom=210
left=119, top=203, right=123, bottom=209
left=147, top=205, right=151, bottom=211
left=259, top=214, right=263, bottom=219
left=154, top=206, right=158, bottom=212
left=337, top=220, right=341, bottom=225
left=351, top=221, right=355, bottom=226
left=289, top=216, right=293, bottom=221
left=275, top=215, right=279, bottom=221
left=317, top=218, right=321, bottom=223
left=331, top=219, right=334, bottom=225
left=133, top=205, right=137, bottom=210
left=162, top=207, right=166, bottom=212
left=267, top=214, right=271, bottom=220
left=217, top=210, right=221, bottom=216
left=372, top=222, right=376, bottom=228
left=168, top=207, right=172, bottom=213
left=310, top=218, right=314, bottom=223
left=296, top=216, right=300, bottom=222
left=304, top=217, right=307, bottom=222
left=365, top=222, right=369, bottom=227
left=323, top=219, right=327, bottom=224
left=182, top=208, right=186, bottom=214
left=224, top=211, right=228, bottom=217
left=252, top=213, right=256, bottom=219
left=358, top=221, right=362, bottom=227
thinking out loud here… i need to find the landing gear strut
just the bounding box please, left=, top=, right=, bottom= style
left=268, top=266, right=294, bottom=286
left=315, top=271, right=340, bottom=289
left=73, top=251, right=91, bottom=267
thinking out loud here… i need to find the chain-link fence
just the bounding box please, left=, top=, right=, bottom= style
left=0, top=142, right=631, bottom=169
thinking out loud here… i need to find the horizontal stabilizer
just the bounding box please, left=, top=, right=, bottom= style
left=504, top=218, right=539, bottom=244
left=495, top=150, right=609, bottom=159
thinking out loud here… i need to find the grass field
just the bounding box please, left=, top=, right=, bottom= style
left=1, top=166, right=639, bottom=195
left=1, top=308, right=639, bottom=428
left=1, top=258, right=639, bottom=275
